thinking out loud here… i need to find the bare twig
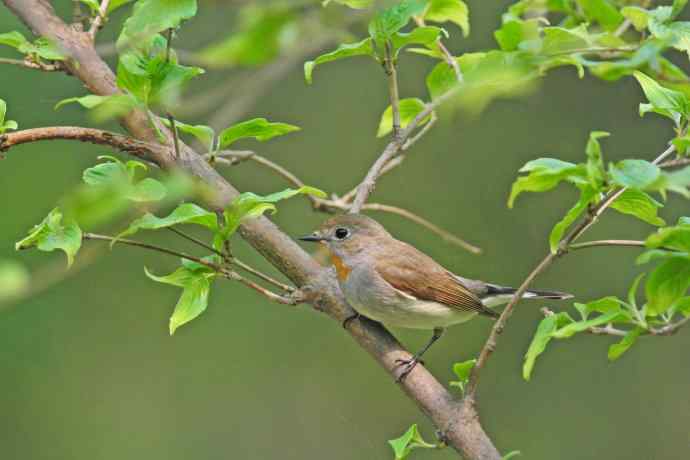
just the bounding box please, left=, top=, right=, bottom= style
left=0, top=126, right=168, bottom=159
left=167, top=227, right=223, bottom=256
left=0, top=56, right=62, bottom=71
left=413, top=16, right=462, bottom=82
left=568, top=240, right=648, bottom=251
left=88, top=0, right=110, bottom=38
left=659, top=157, right=690, bottom=169
left=464, top=143, right=677, bottom=400
left=384, top=41, right=402, bottom=140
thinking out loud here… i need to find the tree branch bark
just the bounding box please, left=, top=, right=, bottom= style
left=2, top=1, right=501, bottom=458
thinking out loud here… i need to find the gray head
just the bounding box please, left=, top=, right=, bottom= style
left=299, top=214, right=391, bottom=259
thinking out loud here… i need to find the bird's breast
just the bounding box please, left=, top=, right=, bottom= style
left=330, top=253, right=352, bottom=282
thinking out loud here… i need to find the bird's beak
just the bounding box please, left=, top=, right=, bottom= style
left=298, top=232, right=327, bottom=242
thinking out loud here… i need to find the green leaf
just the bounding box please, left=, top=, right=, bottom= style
left=79, top=0, right=100, bottom=13
left=218, top=118, right=300, bottom=148
left=196, top=7, right=295, bottom=68
left=633, top=71, right=689, bottom=122
left=108, top=0, right=136, bottom=13
left=145, top=265, right=214, bottom=335
left=645, top=256, right=690, bottom=315
left=388, top=424, right=437, bottom=460
left=223, top=186, right=326, bottom=238
left=585, top=130, right=608, bottom=190
left=508, top=158, right=586, bottom=208
left=659, top=165, right=690, bottom=198
left=552, top=310, right=624, bottom=339
left=502, top=452, right=522, bottom=460
left=494, top=19, right=540, bottom=52
left=15, top=208, right=82, bottom=267
left=130, top=178, right=167, bottom=202
left=55, top=94, right=139, bottom=122
left=377, top=98, right=428, bottom=138
left=550, top=186, right=595, bottom=253
left=324, top=0, right=372, bottom=9
left=368, top=0, right=425, bottom=46
left=118, top=0, right=197, bottom=50
left=541, top=25, right=592, bottom=55
left=0, top=32, right=65, bottom=61
left=581, top=296, right=623, bottom=315
left=115, top=203, right=218, bottom=243
left=523, top=312, right=573, bottom=381
left=161, top=118, right=215, bottom=150
left=390, top=26, right=445, bottom=57
left=621, top=7, right=651, bottom=32
left=610, top=189, right=665, bottom=226
left=424, top=0, right=469, bottom=37
left=449, top=358, right=476, bottom=392
left=608, top=327, right=643, bottom=361
left=576, top=0, right=624, bottom=31
left=0, top=98, right=18, bottom=135
left=609, top=159, right=661, bottom=189
left=0, top=260, right=30, bottom=303
left=0, top=31, right=31, bottom=51
left=304, top=38, right=374, bottom=84
left=646, top=223, right=690, bottom=252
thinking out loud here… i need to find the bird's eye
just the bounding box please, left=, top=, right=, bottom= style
left=334, top=228, right=349, bottom=240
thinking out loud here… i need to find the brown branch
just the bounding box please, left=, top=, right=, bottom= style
left=0, top=56, right=62, bottom=71
left=659, top=157, right=690, bottom=169
left=0, top=126, right=167, bottom=160
left=3, top=1, right=502, bottom=458
left=568, top=240, right=648, bottom=251
left=464, top=143, right=677, bottom=400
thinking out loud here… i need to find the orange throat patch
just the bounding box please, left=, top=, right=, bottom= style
left=330, top=254, right=352, bottom=282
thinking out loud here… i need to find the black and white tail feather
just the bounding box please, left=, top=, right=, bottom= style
left=480, top=283, right=573, bottom=310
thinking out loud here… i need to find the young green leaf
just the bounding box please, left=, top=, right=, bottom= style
left=145, top=265, right=214, bottom=335
left=218, top=118, right=300, bottom=148
left=368, top=0, right=425, bottom=46
left=0, top=31, right=31, bottom=51
left=304, top=38, right=374, bottom=84
left=633, top=71, right=689, bottom=123
left=323, top=0, right=372, bottom=8
left=0, top=32, right=65, bottom=61
left=576, top=0, right=624, bottom=31
left=645, top=256, right=690, bottom=315
left=449, top=358, right=476, bottom=393
left=609, top=159, right=661, bottom=189
left=377, top=98, right=429, bottom=138
left=508, top=158, right=586, bottom=208
left=549, top=186, right=595, bottom=253
left=494, top=19, right=540, bottom=52
left=82, top=156, right=167, bottom=203
left=388, top=424, right=437, bottom=460
left=646, top=222, right=690, bottom=252
left=608, top=327, right=643, bottom=361
left=223, top=186, right=326, bottom=238
left=55, top=94, right=139, bottom=122
left=118, top=0, right=197, bottom=50
left=115, top=203, right=218, bottom=243
left=15, top=208, right=82, bottom=267
left=423, top=0, right=469, bottom=37
left=523, top=312, right=573, bottom=381
left=390, top=26, right=445, bottom=57
left=551, top=310, right=624, bottom=339
left=610, top=189, right=665, bottom=226
left=502, top=451, right=522, bottom=460
left=0, top=259, right=29, bottom=302
left=585, top=130, right=608, bottom=190
left=541, top=25, right=592, bottom=55
left=0, top=98, right=18, bottom=134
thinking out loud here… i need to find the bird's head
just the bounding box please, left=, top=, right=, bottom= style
left=299, top=213, right=390, bottom=261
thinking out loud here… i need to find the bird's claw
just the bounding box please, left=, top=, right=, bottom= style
left=342, top=312, right=360, bottom=329
left=394, top=357, right=424, bottom=382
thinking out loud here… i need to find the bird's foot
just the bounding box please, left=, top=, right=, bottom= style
left=394, top=357, right=425, bottom=382
left=341, top=312, right=360, bottom=329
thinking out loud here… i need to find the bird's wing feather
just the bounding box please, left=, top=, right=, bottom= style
left=374, top=241, right=498, bottom=318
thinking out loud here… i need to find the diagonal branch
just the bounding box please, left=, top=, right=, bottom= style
left=464, top=143, right=677, bottom=399
left=2, top=1, right=500, bottom=458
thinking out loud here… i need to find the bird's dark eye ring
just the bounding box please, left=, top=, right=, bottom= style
left=334, top=228, right=349, bottom=240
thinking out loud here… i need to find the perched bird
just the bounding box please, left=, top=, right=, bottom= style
left=299, top=214, right=572, bottom=380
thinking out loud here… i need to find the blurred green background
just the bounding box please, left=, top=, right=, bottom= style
left=1, top=1, right=689, bottom=459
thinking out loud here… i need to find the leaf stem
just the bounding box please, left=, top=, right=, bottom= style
left=384, top=40, right=401, bottom=140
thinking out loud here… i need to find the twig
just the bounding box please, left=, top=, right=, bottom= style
left=384, top=41, right=402, bottom=140
left=222, top=271, right=302, bottom=305
left=614, top=19, right=632, bottom=37
left=651, top=315, right=690, bottom=335
left=568, top=240, right=648, bottom=251
left=362, top=203, right=481, bottom=254
left=167, top=114, right=181, bottom=159
left=0, top=57, right=62, bottom=71
left=659, top=157, right=690, bottom=169
left=464, top=143, right=677, bottom=400
left=167, top=227, right=223, bottom=256
left=349, top=87, right=460, bottom=213
left=88, top=0, right=110, bottom=38
left=413, top=16, right=462, bottom=82
left=0, top=126, right=168, bottom=159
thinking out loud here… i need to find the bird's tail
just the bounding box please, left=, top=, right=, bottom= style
left=481, top=284, right=573, bottom=308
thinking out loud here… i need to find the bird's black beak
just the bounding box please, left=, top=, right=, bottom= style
left=299, top=233, right=326, bottom=242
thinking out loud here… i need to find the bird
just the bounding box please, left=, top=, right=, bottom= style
left=299, top=213, right=573, bottom=381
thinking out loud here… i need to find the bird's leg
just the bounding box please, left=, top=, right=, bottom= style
left=341, top=312, right=361, bottom=329
left=395, top=327, right=444, bottom=382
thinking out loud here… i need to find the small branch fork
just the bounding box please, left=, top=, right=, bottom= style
left=83, top=232, right=302, bottom=306
left=88, top=0, right=110, bottom=39
left=464, top=143, right=678, bottom=400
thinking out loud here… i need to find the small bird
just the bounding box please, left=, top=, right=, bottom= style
left=299, top=214, right=572, bottom=380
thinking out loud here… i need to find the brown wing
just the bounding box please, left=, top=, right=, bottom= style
left=374, top=240, right=498, bottom=318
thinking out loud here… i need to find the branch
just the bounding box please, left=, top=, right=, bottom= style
left=88, top=0, right=110, bottom=38
left=0, top=56, right=62, bottom=71
left=568, top=239, right=648, bottom=251
left=465, top=143, right=676, bottom=399
left=3, top=1, right=501, bottom=457
left=0, top=126, right=167, bottom=160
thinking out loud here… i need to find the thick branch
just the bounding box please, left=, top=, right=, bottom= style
left=3, top=1, right=500, bottom=458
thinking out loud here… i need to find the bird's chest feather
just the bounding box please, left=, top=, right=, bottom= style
left=330, top=254, right=352, bottom=282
